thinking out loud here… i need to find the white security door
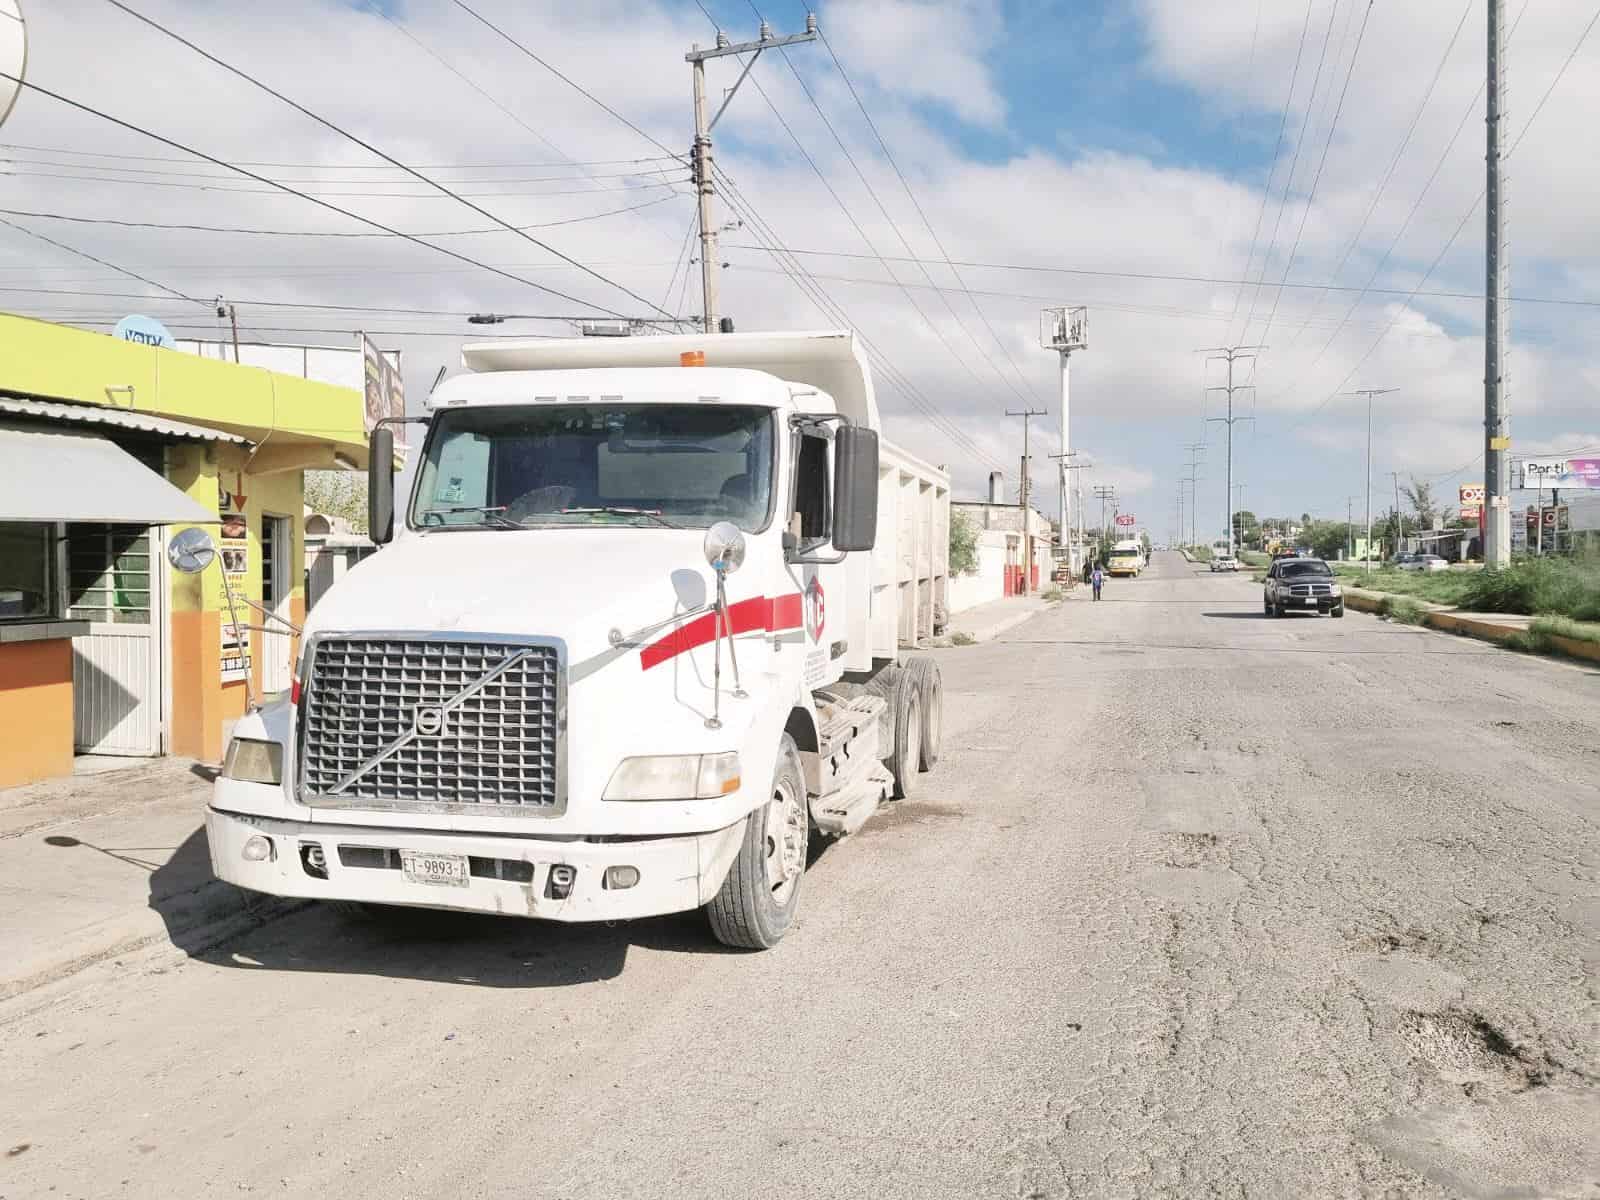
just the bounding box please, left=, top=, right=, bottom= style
left=260, top=515, right=293, bottom=695
left=70, top=522, right=162, bottom=755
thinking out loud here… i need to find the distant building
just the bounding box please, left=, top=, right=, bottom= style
left=950, top=498, right=1055, bottom=610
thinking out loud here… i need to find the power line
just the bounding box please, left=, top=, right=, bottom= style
left=0, top=72, right=651, bottom=319
left=0, top=215, right=200, bottom=304
left=447, top=0, right=678, bottom=157
left=0, top=195, right=684, bottom=239
left=1255, top=0, right=1374, bottom=344
left=0, top=156, right=686, bottom=184
left=720, top=242, right=1600, bottom=310
left=713, top=165, right=1005, bottom=471
left=1227, top=0, right=1314, bottom=341
left=1238, top=0, right=1338, bottom=342
left=1279, top=0, right=1480, bottom=347
left=100, top=0, right=677, bottom=321
left=805, top=9, right=1048, bottom=412
left=0, top=141, right=681, bottom=171
left=1, top=166, right=691, bottom=197
left=1507, top=4, right=1600, bottom=156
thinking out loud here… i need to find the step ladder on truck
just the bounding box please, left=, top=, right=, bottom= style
left=188, top=330, right=952, bottom=949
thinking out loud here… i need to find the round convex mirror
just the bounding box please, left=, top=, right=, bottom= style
left=702, top=521, right=746, bottom=573
left=167, top=527, right=217, bottom=574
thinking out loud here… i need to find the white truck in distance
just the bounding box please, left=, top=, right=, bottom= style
left=203, top=330, right=951, bottom=948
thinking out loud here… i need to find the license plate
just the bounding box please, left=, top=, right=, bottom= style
left=1304, top=596, right=1319, bottom=605
left=401, top=851, right=470, bottom=887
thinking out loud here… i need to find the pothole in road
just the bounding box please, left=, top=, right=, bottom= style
left=1160, top=830, right=1226, bottom=869
left=1400, top=1009, right=1555, bottom=1092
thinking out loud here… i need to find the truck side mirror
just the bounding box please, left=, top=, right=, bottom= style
left=368, top=426, right=395, bottom=544
left=832, top=425, right=879, bottom=552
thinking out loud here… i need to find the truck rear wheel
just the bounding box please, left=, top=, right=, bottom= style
left=887, top=671, right=921, bottom=799
left=908, top=656, right=942, bottom=771
left=707, top=734, right=808, bottom=950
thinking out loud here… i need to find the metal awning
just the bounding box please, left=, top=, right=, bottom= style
left=0, top=394, right=252, bottom=444
left=0, top=425, right=217, bottom=524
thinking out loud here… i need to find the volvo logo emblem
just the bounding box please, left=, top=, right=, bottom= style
left=414, top=706, right=445, bottom=737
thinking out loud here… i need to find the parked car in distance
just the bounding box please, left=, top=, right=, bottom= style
left=1263, top=556, right=1345, bottom=618
left=1209, top=555, right=1240, bottom=572
left=1397, top=553, right=1449, bottom=572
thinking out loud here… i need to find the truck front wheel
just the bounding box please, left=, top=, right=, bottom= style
left=707, top=734, right=808, bottom=949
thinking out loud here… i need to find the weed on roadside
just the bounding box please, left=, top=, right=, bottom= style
left=951, top=631, right=977, bottom=646
left=1383, top=596, right=1427, bottom=625
left=1041, top=587, right=1064, bottom=603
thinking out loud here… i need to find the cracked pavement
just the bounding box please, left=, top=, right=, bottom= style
left=2, top=551, right=1596, bottom=1199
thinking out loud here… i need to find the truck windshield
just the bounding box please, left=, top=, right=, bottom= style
left=410, top=403, right=774, bottom=531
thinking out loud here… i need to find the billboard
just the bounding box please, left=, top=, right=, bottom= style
left=1458, top=483, right=1484, bottom=520
left=360, top=332, right=405, bottom=440
left=1115, top=513, right=1135, bottom=527
left=1522, top=458, right=1600, bottom=490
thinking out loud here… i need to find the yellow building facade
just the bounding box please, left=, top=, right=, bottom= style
left=0, top=314, right=369, bottom=786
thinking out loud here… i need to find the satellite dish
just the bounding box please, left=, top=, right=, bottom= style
left=0, top=1, right=26, bottom=130
left=167, top=527, right=217, bottom=575
left=113, top=314, right=176, bottom=349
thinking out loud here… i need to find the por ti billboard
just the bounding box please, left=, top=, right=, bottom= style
left=1522, top=458, right=1600, bottom=490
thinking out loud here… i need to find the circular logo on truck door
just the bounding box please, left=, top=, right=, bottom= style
left=804, top=577, right=826, bottom=642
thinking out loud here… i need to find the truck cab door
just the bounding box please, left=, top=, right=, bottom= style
left=784, top=424, right=847, bottom=690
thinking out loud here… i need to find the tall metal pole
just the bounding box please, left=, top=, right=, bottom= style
left=1200, top=346, right=1263, bottom=558
left=1345, top=389, right=1396, bottom=572
left=687, top=18, right=818, bottom=336
left=1058, top=350, right=1071, bottom=565
left=1484, top=0, right=1511, bottom=567
left=1008, top=407, right=1046, bottom=592
left=691, top=55, right=717, bottom=334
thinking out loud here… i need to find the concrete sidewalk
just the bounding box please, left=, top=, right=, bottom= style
left=0, top=758, right=285, bottom=1000
left=944, top=593, right=1058, bottom=643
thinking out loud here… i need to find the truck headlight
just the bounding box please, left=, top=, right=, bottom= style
left=223, top=738, right=284, bottom=785
left=604, top=753, right=741, bottom=801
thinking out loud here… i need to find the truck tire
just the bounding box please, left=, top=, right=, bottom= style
left=885, top=667, right=921, bottom=799
left=908, top=656, right=942, bottom=771
left=707, top=734, right=808, bottom=950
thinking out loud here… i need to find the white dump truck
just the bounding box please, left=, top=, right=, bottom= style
left=197, top=330, right=951, bottom=948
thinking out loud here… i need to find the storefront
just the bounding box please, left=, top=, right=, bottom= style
left=0, top=314, right=367, bottom=787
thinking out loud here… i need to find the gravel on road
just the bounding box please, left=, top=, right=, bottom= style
left=2, top=551, right=1595, bottom=1200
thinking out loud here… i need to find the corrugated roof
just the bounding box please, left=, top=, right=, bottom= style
left=0, top=394, right=251, bottom=444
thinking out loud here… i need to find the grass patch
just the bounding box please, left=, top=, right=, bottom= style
left=1529, top=614, right=1600, bottom=645
left=1041, top=586, right=1064, bottom=602
left=1382, top=595, right=1428, bottom=625
left=950, top=631, right=977, bottom=646
left=1456, top=558, right=1600, bottom=621
left=1190, top=545, right=1214, bottom=561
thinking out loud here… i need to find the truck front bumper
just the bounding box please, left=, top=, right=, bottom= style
left=206, top=807, right=747, bottom=923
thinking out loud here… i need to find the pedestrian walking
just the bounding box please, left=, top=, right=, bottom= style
left=1091, top=564, right=1104, bottom=601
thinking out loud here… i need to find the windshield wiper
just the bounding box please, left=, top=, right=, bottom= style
left=422, top=504, right=522, bottom=530
left=559, top=506, right=682, bottom=529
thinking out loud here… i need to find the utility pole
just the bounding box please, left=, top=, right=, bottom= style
left=1346, top=496, right=1357, bottom=560
left=1200, top=345, right=1264, bottom=559
left=1391, top=471, right=1406, bottom=550
left=1008, top=407, right=1047, bottom=592
left=1049, top=450, right=1092, bottom=574
left=1484, top=0, right=1511, bottom=566
left=688, top=15, right=818, bottom=334
left=1007, top=408, right=1048, bottom=509
left=1231, top=482, right=1246, bottom=549
left=1040, top=307, right=1088, bottom=572
left=1181, top=442, right=1206, bottom=549
left=1094, top=484, right=1117, bottom=553
left=1347, top=388, right=1398, bottom=573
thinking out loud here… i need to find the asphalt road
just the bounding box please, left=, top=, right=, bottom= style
left=3, top=551, right=1597, bottom=1199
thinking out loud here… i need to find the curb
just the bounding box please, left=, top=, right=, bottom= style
left=1340, top=586, right=1600, bottom=664
left=938, top=601, right=1057, bottom=646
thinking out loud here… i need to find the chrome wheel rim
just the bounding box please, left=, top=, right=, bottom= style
left=764, top=772, right=805, bottom=901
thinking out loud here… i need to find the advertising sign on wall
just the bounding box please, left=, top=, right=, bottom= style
left=1522, top=458, right=1600, bottom=490
left=217, top=473, right=251, bottom=682
left=360, top=332, right=404, bottom=442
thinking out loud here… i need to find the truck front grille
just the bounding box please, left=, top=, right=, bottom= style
left=1289, top=583, right=1334, bottom=596
left=298, top=637, right=564, bottom=812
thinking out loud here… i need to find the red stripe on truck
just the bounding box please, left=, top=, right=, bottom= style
left=639, top=594, right=803, bottom=670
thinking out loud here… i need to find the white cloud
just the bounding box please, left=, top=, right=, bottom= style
left=0, top=0, right=1592, bottom=522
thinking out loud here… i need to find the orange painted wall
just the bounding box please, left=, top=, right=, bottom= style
left=0, top=640, right=76, bottom=788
